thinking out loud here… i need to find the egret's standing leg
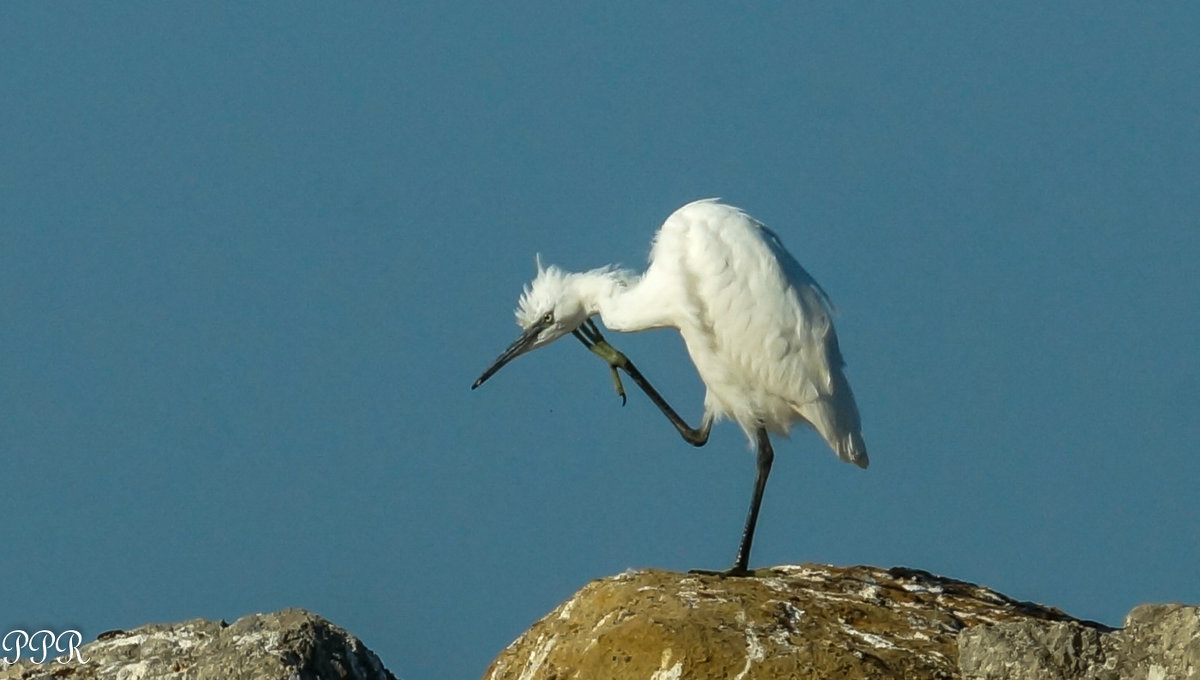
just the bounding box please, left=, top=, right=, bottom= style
left=731, top=428, right=775, bottom=575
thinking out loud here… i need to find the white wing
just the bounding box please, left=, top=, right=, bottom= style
left=657, top=200, right=868, bottom=467
left=759, top=223, right=868, bottom=468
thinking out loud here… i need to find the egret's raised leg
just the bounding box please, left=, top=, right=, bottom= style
left=729, top=428, right=775, bottom=575
left=620, top=361, right=712, bottom=446
left=573, top=318, right=711, bottom=446
left=573, top=319, right=626, bottom=405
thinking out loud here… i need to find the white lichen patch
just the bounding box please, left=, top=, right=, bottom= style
left=900, top=582, right=943, bottom=594
left=233, top=630, right=281, bottom=650
left=854, top=582, right=883, bottom=600
left=895, top=629, right=933, bottom=642
left=674, top=583, right=733, bottom=610
left=765, top=599, right=806, bottom=645
left=649, top=649, right=682, bottom=680
left=770, top=565, right=830, bottom=581
left=802, top=588, right=881, bottom=608
left=767, top=602, right=806, bottom=646
left=760, top=577, right=793, bottom=593
left=115, top=659, right=152, bottom=680
left=733, top=624, right=766, bottom=680
left=961, top=612, right=1001, bottom=625
left=170, top=629, right=210, bottom=653
left=92, top=627, right=211, bottom=656
left=920, top=647, right=951, bottom=663
left=584, top=608, right=617, bottom=651
left=515, top=634, right=557, bottom=680
left=840, top=624, right=899, bottom=650
left=676, top=590, right=702, bottom=609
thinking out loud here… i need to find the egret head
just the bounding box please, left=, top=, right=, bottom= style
left=472, top=260, right=590, bottom=389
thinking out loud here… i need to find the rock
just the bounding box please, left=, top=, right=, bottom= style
left=482, top=564, right=1097, bottom=680
left=2, top=570, right=1192, bottom=679
left=1118, top=604, right=1200, bottom=678
left=0, top=609, right=396, bottom=680
left=959, top=602, right=1200, bottom=680
left=958, top=620, right=1111, bottom=680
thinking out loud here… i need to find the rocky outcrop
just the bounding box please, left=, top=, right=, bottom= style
left=483, top=564, right=1102, bottom=680
left=2, top=568, right=1194, bottom=679
left=485, top=564, right=1197, bottom=680
left=0, top=609, right=395, bottom=680
left=959, top=602, right=1200, bottom=680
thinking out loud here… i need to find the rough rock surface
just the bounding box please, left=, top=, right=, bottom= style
left=959, top=602, right=1200, bottom=680
left=2, top=569, right=1193, bottom=679
left=483, top=564, right=1100, bottom=680
left=0, top=609, right=395, bottom=680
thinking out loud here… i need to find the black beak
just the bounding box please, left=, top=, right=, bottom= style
left=472, top=321, right=547, bottom=389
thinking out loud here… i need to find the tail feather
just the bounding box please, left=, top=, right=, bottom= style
left=839, top=430, right=869, bottom=469
left=797, top=390, right=869, bottom=469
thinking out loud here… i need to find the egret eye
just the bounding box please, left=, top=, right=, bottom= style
left=542, top=312, right=554, bottom=325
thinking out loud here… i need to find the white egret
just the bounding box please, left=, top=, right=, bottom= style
left=473, top=199, right=868, bottom=575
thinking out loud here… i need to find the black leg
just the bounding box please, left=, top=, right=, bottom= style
left=574, top=318, right=710, bottom=447
left=618, top=360, right=711, bottom=446
left=730, top=428, right=775, bottom=575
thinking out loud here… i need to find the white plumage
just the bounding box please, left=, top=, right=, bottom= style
left=475, top=198, right=868, bottom=573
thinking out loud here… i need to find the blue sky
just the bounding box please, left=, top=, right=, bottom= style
left=2, top=4, right=1197, bottom=679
